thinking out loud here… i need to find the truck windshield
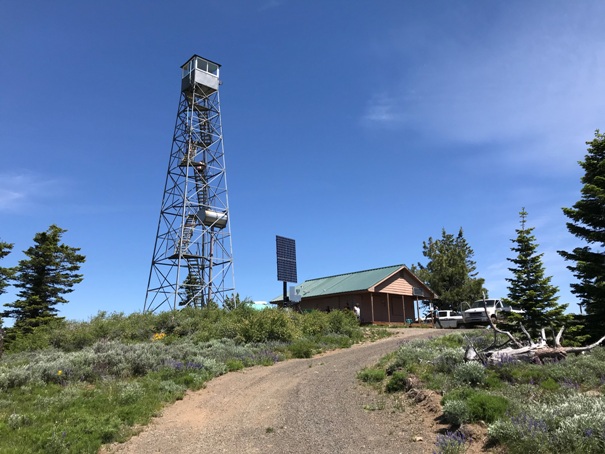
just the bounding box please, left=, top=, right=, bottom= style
left=471, top=300, right=496, bottom=308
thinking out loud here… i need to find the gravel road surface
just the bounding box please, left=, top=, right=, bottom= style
left=101, top=330, right=448, bottom=454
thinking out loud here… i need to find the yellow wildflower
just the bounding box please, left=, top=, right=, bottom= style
left=152, top=332, right=166, bottom=341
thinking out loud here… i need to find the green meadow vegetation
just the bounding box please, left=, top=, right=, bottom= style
left=358, top=332, right=605, bottom=454
left=0, top=306, right=377, bottom=454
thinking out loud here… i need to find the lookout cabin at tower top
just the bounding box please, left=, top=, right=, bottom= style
left=181, top=55, right=221, bottom=95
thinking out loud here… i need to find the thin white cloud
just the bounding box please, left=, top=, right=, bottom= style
left=0, top=171, right=64, bottom=212
left=362, top=94, right=402, bottom=124
left=361, top=5, right=605, bottom=174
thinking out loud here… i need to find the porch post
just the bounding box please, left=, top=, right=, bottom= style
left=387, top=293, right=391, bottom=324
left=415, top=296, right=419, bottom=323
left=370, top=293, right=375, bottom=323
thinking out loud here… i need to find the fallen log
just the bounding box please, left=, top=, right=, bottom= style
left=465, top=323, right=605, bottom=365
left=463, top=295, right=605, bottom=365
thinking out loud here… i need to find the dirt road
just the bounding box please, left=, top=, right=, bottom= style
left=101, top=330, right=446, bottom=454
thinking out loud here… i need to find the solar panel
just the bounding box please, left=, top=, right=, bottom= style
left=276, top=235, right=297, bottom=283
left=413, top=287, right=424, bottom=297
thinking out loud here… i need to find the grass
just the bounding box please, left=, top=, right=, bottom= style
left=356, top=331, right=605, bottom=454
left=1, top=380, right=162, bottom=453
left=357, top=367, right=386, bottom=385
left=0, top=306, right=373, bottom=453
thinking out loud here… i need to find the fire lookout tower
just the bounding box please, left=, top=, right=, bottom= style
left=145, top=55, right=235, bottom=312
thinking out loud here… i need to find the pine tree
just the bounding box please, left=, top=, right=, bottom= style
left=414, top=228, right=486, bottom=309
left=559, top=131, right=605, bottom=339
left=506, top=208, right=566, bottom=336
left=1, top=225, right=85, bottom=333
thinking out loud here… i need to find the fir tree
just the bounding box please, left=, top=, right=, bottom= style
left=0, top=240, right=14, bottom=347
left=414, top=228, right=486, bottom=309
left=0, top=240, right=13, bottom=297
left=1, top=225, right=85, bottom=333
left=179, top=273, right=203, bottom=308
left=223, top=293, right=248, bottom=311
left=559, top=131, right=605, bottom=339
left=506, top=208, right=566, bottom=336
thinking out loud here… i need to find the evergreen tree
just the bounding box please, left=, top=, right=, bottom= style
left=223, top=293, right=248, bottom=311
left=1, top=225, right=85, bottom=333
left=179, top=273, right=203, bottom=308
left=559, top=131, right=605, bottom=339
left=0, top=240, right=14, bottom=297
left=414, top=228, right=486, bottom=309
left=0, top=240, right=14, bottom=348
left=506, top=208, right=566, bottom=336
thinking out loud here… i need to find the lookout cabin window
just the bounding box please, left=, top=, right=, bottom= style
left=182, top=57, right=219, bottom=78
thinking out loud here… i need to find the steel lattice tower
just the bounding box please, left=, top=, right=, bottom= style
left=145, top=55, right=234, bottom=312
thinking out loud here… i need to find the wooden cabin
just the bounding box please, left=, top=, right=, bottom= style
left=272, top=264, right=437, bottom=324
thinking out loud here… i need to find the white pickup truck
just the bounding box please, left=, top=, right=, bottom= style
left=434, top=310, right=464, bottom=329
left=462, top=299, right=524, bottom=326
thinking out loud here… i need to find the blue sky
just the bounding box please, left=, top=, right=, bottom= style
left=1, top=0, right=604, bottom=323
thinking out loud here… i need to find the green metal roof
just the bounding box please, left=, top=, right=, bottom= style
left=276, top=264, right=404, bottom=301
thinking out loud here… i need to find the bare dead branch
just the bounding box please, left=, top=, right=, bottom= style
left=490, top=321, right=524, bottom=349
left=519, top=324, right=533, bottom=344
left=562, top=334, right=605, bottom=355
left=554, top=326, right=565, bottom=348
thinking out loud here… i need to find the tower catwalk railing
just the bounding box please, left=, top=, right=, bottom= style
left=145, top=55, right=234, bottom=312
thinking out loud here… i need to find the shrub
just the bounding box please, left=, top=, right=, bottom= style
left=48, top=320, right=96, bottom=351
left=484, top=369, right=505, bottom=390
left=465, top=392, right=509, bottom=423
left=239, top=309, right=299, bottom=343
left=288, top=340, right=315, bottom=359
left=442, top=388, right=509, bottom=424
left=385, top=371, right=408, bottom=393
left=433, top=348, right=465, bottom=374
left=509, top=365, right=549, bottom=385
left=4, top=306, right=365, bottom=356
left=299, top=310, right=330, bottom=336
left=116, top=382, right=144, bottom=404
left=390, top=340, right=435, bottom=372
left=434, top=430, right=467, bottom=454
left=441, top=387, right=476, bottom=405
left=539, top=377, right=560, bottom=392
left=432, top=334, right=465, bottom=349
left=453, top=361, right=486, bottom=387
left=1, top=338, right=275, bottom=390
left=3, top=326, right=53, bottom=352
left=489, top=395, right=605, bottom=453
left=158, top=380, right=187, bottom=400
left=7, top=413, right=31, bottom=429
left=357, top=367, right=386, bottom=384
left=225, top=359, right=244, bottom=371
left=442, top=399, right=471, bottom=425
left=327, top=310, right=361, bottom=339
